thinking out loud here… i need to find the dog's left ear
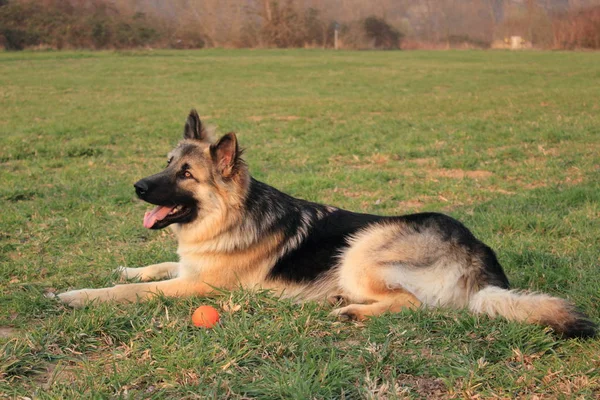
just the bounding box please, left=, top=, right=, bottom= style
left=210, top=132, right=240, bottom=178
left=183, top=109, right=209, bottom=141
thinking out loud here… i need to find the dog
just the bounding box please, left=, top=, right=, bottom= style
left=58, top=109, right=597, bottom=338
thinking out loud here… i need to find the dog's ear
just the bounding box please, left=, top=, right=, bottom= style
left=210, top=132, right=240, bottom=178
left=183, top=109, right=208, bottom=141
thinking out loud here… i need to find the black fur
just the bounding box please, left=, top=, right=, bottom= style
left=560, top=311, right=598, bottom=339
left=133, top=169, right=198, bottom=229
left=244, top=179, right=511, bottom=289
left=270, top=210, right=385, bottom=282
left=183, top=109, right=205, bottom=141
left=134, top=170, right=196, bottom=208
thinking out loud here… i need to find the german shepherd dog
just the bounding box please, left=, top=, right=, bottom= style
left=59, top=110, right=597, bottom=338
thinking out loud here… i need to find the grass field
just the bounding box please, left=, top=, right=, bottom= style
left=1, top=49, right=599, bottom=398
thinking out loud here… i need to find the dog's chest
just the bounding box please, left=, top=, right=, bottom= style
left=177, top=248, right=278, bottom=289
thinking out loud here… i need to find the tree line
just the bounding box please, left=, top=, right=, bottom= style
left=1, top=0, right=599, bottom=50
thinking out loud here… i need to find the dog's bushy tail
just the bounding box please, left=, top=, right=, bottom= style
left=468, top=286, right=597, bottom=338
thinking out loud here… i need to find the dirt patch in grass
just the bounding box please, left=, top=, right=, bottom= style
left=401, top=166, right=494, bottom=181
left=35, top=362, right=80, bottom=390
left=277, top=115, right=301, bottom=121
left=331, top=187, right=383, bottom=199
left=334, top=154, right=493, bottom=180
left=485, top=187, right=517, bottom=195
left=564, top=166, right=585, bottom=185
left=428, top=168, right=493, bottom=180
left=396, top=374, right=447, bottom=399
left=369, top=153, right=390, bottom=165
left=410, top=157, right=436, bottom=166
left=0, top=327, right=17, bottom=338
left=331, top=155, right=494, bottom=182
left=507, top=165, right=585, bottom=190
left=397, top=199, right=427, bottom=210
left=248, top=115, right=301, bottom=122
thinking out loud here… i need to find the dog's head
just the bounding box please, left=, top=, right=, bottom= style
left=134, top=110, right=248, bottom=230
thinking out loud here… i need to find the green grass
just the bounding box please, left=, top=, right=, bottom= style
left=1, top=49, right=599, bottom=398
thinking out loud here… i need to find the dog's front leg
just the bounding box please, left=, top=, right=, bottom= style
left=57, top=277, right=212, bottom=308
left=116, top=262, right=180, bottom=282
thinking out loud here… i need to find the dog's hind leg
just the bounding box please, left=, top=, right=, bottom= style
left=330, top=291, right=421, bottom=321
left=331, top=223, right=429, bottom=321
left=332, top=217, right=490, bottom=322
left=117, top=262, right=180, bottom=282
left=331, top=251, right=422, bottom=321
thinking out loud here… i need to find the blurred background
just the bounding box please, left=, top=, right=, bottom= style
left=1, top=0, right=600, bottom=51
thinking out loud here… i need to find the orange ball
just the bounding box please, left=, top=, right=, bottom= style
left=191, top=305, right=220, bottom=328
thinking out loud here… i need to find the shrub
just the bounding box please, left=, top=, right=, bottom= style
left=363, top=16, right=403, bottom=49
left=339, top=16, right=403, bottom=50
left=551, top=6, right=600, bottom=49
left=0, top=0, right=165, bottom=50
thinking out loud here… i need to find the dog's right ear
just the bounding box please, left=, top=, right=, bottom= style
left=183, top=109, right=208, bottom=141
left=210, top=132, right=241, bottom=179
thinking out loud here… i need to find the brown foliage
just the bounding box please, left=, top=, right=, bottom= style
left=256, top=1, right=328, bottom=48
left=2, top=0, right=600, bottom=51
left=0, top=0, right=406, bottom=50
left=551, top=5, right=600, bottom=49
left=0, top=0, right=163, bottom=50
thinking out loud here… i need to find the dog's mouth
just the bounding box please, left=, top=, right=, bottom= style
left=143, top=204, right=194, bottom=229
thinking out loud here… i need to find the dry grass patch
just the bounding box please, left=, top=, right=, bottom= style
left=0, top=328, right=17, bottom=339
left=395, top=374, right=448, bottom=399
left=428, top=168, right=493, bottom=180
left=248, top=115, right=302, bottom=122
left=397, top=199, right=428, bottom=211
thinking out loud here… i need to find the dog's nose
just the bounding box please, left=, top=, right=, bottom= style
left=134, top=180, right=149, bottom=197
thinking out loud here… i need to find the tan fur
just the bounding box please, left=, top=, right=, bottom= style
left=177, top=230, right=284, bottom=286
left=57, top=277, right=213, bottom=308
left=336, top=223, right=479, bottom=309
left=118, top=262, right=180, bottom=281
left=322, top=223, right=424, bottom=320
left=330, top=293, right=421, bottom=321
left=172, top=147, right=249, bottom=246
left=468, top=287, right=579, bottom=331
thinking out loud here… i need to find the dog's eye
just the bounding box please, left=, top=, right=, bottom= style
left=183, top=171, right=192, bottom=179
left=166, top=158, right=173, bottom=166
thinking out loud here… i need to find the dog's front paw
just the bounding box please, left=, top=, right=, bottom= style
left=57, top=289, right=92, bottom=308
left=115, top=266, right=130, bottom=280
left=115, top=266, right=147, bottom=281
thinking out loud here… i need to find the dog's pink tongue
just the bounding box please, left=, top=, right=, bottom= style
left=143, top=205, right=174, bottom=229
